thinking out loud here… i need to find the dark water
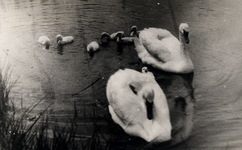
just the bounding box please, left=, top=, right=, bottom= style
left=0, top=0, right=242, bottom=149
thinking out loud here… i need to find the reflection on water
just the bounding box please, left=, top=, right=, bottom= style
left=57, top=45, right=64, bottom=55
left=0, top=0, right=242, bottom=149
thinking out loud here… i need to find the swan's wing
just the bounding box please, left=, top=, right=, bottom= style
left=109, top=104, right=152, bottom=142
left=139, top=30, right=171, bottom=60
left=138, top=50, right=165, bottom=67
left=145, top=28, right=172, bottom=39
left=133, top=36, right=145, bottom=53
left=133, top=37, right=172, bottom=71
left=122, top=122, right=152, bottom=142
left=38, top=36, right=50, bottom=44
left=134, top=36, right=156, bottom=61
left=123, top=119, right=167, bottom=142
left=63, top=36, right=74, bottom=42
left=108, top=105, right=126, bottom=126
left=142, top=28, right=182, bottom=60
left=138, top=51, right=182, bottom=73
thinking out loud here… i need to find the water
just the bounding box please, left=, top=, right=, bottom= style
left=0, top=0, right=242, bottom=149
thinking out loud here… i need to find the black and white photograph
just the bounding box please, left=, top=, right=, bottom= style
left=0, top=0, right=241, bottom=149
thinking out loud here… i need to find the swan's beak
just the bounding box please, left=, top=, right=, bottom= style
left=46, top=43, right=50, bottom=49
left=145, top=99, right=153, bottom=120
left=184, top=30, right=189, bottom=44
left=88, top=49, right=94, bottom=58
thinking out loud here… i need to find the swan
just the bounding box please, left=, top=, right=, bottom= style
left=130, top=25, right=138, bottom=37
left=87, top=41, right=99, bottom=57
left=100, top=31, right=124, bottom=44
left=116, top=33, right=134, bottom=44
left=38, top=36, right=51, bottom=49
left=56, top=34, right=74, bottom=45
left=106, top=68, right=171, bottom=143
left=131, top=23, right=194, bottom=74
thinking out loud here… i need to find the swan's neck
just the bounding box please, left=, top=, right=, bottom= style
left=152, top=98, right=169, bottom=123
left=179, top=31, right=185, bottom=51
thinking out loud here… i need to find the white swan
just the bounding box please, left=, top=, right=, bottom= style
left=106, top=68, right=171, bottom=143
left=56, top=34, right=74, bottom=45
left=38, top=36, right=51, bottom=49
left=132, top=23, right=194, bottom=74
left=116, top=33, right=134, bottom=44
left=100, top=31, right=124, bottom=44
left=87, top=41, right=99, bottom=57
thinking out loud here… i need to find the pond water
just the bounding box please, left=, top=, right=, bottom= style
left=0, top=0, right=242, bottom=149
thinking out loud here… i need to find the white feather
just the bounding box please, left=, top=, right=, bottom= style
left=56, top=34, right=74, bottom=45
left=106, top=68, right=171, bottom=142
left=38, top=36, right=51, bottom=49
left=87, top=41, right=99, bottom=52
left=133, top=23, right=194, bottom=73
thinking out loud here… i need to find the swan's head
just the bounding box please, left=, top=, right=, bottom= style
left=100, top=32, right=110, bottom=44
left=179, top=23, right=190, bottom=44
left=116, top=32, right=124, bottom=42
left=56, top=34, right=63, bottom=43
left=129, top=81, right=154, bottom=103
left=45, top=42, right=50, bottom=49
left=130, top=25, right=138, bottom=37
left=88, top=48, right=94, bottom=57
left=142, top=67, right=148, bottom=73
left=87, top=41, right=99, bottom=57
left=87, top=44, right=94, bottom=57
left=143, top=88, right=154, bottom=103
left=141, top=67, right=155, bottom=78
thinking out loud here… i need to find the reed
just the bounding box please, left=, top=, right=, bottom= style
left=0, top=65, right=113, bottom=150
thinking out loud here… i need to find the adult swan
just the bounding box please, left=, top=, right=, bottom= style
left=131, top=23, right=194, bottom=74
left=106, top=68, right=171, bottom=143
